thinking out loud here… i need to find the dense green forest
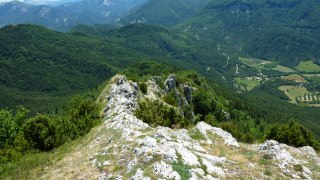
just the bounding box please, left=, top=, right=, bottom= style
left=1, top=24, right=320, bottom=142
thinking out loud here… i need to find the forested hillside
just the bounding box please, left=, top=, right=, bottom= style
left=0, top=24, right=138, bottom=113
left=120, top=0, right=209, bottom=26
left=177, top=0, right=320, bottom=66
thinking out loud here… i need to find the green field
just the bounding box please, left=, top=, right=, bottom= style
left=296, top=61, right=320, bottom=72
left=235, top=78, right=260, bottom=91
left=273, top=65, right=295, bottom=73
left=279, top=86, right=308, bottom=104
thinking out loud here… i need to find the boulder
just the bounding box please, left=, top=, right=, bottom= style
left=195, top=122, right=239, bottom=147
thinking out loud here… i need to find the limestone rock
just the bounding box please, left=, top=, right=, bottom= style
left=153, top=161, right=181, bottom=180
left=131, top=168, right=150, bottom=180
left=146, top=77, right=165, bottom=99
left=164, top=74, right=177, bottom=92
left=183, top=85, right=193, bottom=104
left=195, top=121, right=239, bottom=147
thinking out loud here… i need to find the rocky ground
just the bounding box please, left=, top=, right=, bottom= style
left=39, top=74, right=320, bottom=180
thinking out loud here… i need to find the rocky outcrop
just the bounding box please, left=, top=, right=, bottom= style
left=258, top=140, right=319, bottom=179
left=146, top=76, right=165, bottom=100
left=164, top=74, right=177, bottom=92
left=96, top=75, right=232, bottom=179
left=96, top=75, right=319, bottom=179
left=183, top=85, right=193, bottom=104
left=196, top=121, right=239, bottom=147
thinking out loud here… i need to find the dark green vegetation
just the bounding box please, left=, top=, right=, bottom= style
left=267, top=120, right=320, bottom=150
left=246, top=80, right=320, bottom=140
left=136, top=99, right=188, bottom=128
left=0, top=24, right=152, bottom=114
left=0, top=97, right=100, bottom=166
left=0, top=24, right=111, bottom=113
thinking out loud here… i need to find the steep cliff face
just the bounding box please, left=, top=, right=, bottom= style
left=39, top=74, right=319, bottom=179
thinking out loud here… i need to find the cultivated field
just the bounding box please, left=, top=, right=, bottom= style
left=273, top=65, right=295, bottom=73
left=282, top=74, right=306, bottom=82
left=296, top=61, right=320, bottom=73
left=279, top=86, right=308, bottom=104
left=235, top=78, right=260, bottom=91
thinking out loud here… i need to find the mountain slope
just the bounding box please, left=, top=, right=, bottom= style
left=177, top=0, right=320, bottom=66
left=0, top=24, right=144, bottom=113
left=121, top=0, right=209, bottom=26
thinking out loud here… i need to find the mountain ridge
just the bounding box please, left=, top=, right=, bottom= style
left=13, top=73, right=319, bottom=179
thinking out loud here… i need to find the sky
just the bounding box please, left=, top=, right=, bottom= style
left=0, top=0, right=57, bottom=2
left=0, top=0, right=80, bottom=4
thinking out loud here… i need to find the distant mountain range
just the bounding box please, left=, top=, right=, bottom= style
left=0, top=0, right=212, bottom=31
left=0, top=0, right=149, bottom=31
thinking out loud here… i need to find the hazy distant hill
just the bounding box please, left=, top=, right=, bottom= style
left=0, top=0, right=149, bottom=31
left=121, top=0, right=209, bottom=26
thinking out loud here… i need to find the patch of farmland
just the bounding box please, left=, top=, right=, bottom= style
left=282, top=74, right=306, bottom=82
left=273, top=65, right=295, bottom=73
left=235, top=77, right=261, bottom=91
left=297, top=61, right=320, bottom=73
left=279, top=86, right=308, bottom=104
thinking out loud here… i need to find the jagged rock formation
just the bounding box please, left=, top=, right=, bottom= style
left=39, top=74, right=320, bottom=179
left=164, top=74, right=177, bottom=92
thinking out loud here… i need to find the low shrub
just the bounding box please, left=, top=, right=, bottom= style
left=266, top=120, right=320, bottom=150
left=135, top=99, right=190, bottom=128
left=139, top=82, right=148, bottom=94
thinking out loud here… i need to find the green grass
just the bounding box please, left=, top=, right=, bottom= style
left=279, top=86, right=308, bottom=104
left=172, top=159, right=191, bottom=180
left=188, top=129, right=206, bottom=141
left=235, top=78, right=260, bottom=91
left=297, top=61, right=320, bottom=73
left=273, top=65, right=295, bottom=73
